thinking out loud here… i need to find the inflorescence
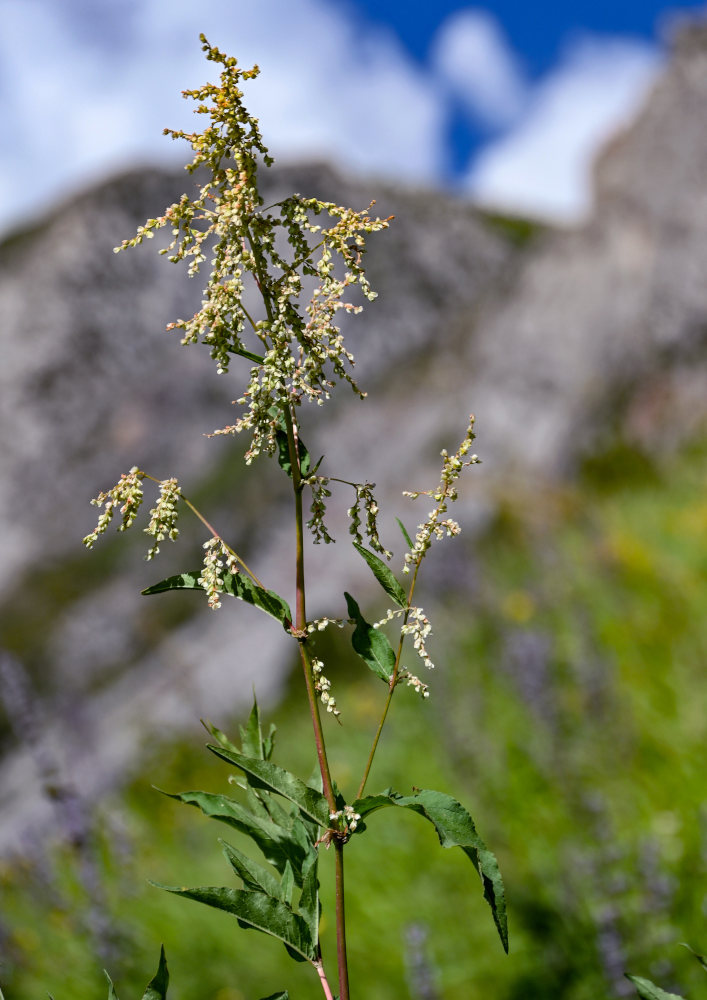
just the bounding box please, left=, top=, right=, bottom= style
left=402, top=415, right=479, bottom=575
left=114, top=35, right=391, bottom=467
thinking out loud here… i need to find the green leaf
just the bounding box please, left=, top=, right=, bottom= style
left=396, top=517, right=414, bottom=550
left=207, top=745, right=330, bottom=827
left=229, top=345, right=266, bottom=365
left=280, top=861, right=295, bottom=906
left=221, top=839, right=284, bottom=899
left=143, top=571, right=292, bottom=631
left=299, top=850, right=320, bottom=946
left=104, top=973, right=119, bottom=1000
left=258, top=993, right=289, bottom=1000
left=262, top=722, right=277, bottom=761
left=682, top=942, right=707, bottom=972
left=353, top=543, right=407, bottom=609
left=625, top=975, right=686, bottom=1000
left=275, top=427, right=311, bottom=478
left=352, top=788, right=508, bottom=953
left=271, top=407, right=311, bottom=479
left=163, top=789, right=309, bottom=880
left=240, top=695, right=265, bottom=758
left=203, top=719, right=240, bottom=754
left=344, top=592, right=396, bottom=682
left=155, top=884, right=316, bottom=963
left=143, top=946, right=169, bottom=1000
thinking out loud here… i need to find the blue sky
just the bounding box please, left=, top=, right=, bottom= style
left=0, top=0, right=704, bottom=235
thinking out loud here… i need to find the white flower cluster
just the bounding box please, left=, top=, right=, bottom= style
left=347, top=482, right=391, bottom=559
left=372, top=606, right=433, bottom=673
left=198, top=536, right=239, bottom=610
left=116, top=37, right=390, bottom=467
left=402, top=415, right=479, bottom=575
left=312, top=657, right=340, bottom=717
left=329, top=804, right=361, bottom=837
left=304, top=476, right=334, bottom=544
left=306, top=617, right=346, bottom=634
left=400, top=670, right=430, bottom=698
left=400, top=606, right=434, bottom=670
left=83, top=467, right=145, bottom=548
left=372, top=607, right=401, bottom=630
left=144, top=477, right=182, bottom=560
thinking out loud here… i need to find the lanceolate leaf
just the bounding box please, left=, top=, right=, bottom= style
left=142, top=571, right=292, bottom=631
left=682, top=943, right=707, bottom=972
left=104, top=973, right=119, bottom=1000
left=240, top=695, right=266, bottom=758
left=143, top=946, right=169, bottom=1000
left=206, top=745, right=330, bottom=827
left=396, top=517, right=414, bottom=550
left=230, top=345, right=266, bottom=365
left=258, top=993, right=289, bottom=1000
left=163, top=788, right=309, bottom=879
left=280, top=861, right=295, bottom=906
left=353, top=543, right=408, bottom=609
left=299, top=850, right=320, bottom=946
left=275, top=424, right=312, bottom=479
left=344, top=592, right=396, bottom=682
left=155, top=884, right=316, bottom=963
left=203, top=719, right=240, bottom=755
left=352, top=788, right=508, bottom=953
left=625, top=975, right=686, bottom=1000
left=221, top=839, right=283, bottom=899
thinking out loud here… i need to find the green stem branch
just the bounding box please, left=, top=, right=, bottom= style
left=140, top=472, right=266, bottom=588
left=356, top=560, right=423, bottom=799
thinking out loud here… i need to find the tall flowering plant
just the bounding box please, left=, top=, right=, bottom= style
left=83, top=36, right=507, bottom=1000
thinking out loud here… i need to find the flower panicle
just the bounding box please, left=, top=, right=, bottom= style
left=312, top=657, right=340, bottom=717
left=144, top=477, right=182, bottom=560
left=402, top=415, right=479, bottom=574
left=401, top=606, right=434, bottom=670
left=306, top=616, right=346, bottom=634
left=399, top=670, right=430, bottom=699
left=198, top=536, right=239, bottom=610
left=113, top=34, right=391, bottom=465
left=83, top=466, right=145, bottom=548
left=347, top=481, right=391, bottom=559
left=304, top=475, right=334, bottom=545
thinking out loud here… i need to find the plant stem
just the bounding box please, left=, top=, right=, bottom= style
left=335, top=840, right=351, bottom=1000
left=248, top=223, right=349, bottom=996
left=140, top=473, right=267, bottom=588
left=282, top=406, right=337, bottom=813
left=356, top=561, right=423, bottom=799
left=315, top=961, right=335, bottom=1000
left=355, top=639, right=401, bottom=800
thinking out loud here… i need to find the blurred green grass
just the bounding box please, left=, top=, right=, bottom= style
left=2, top=437, right=706, bottom=999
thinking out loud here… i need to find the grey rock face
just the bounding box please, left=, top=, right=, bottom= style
left=465, top=22, right=707, bottom=480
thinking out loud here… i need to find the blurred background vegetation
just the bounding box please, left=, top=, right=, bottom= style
left=2, top=433, right=705, bottom=999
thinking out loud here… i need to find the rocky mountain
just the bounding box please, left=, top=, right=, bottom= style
left=1, top=22, right=706, bottom=852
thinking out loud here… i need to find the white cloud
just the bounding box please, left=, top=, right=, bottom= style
left=466, top=34, right=663, bottom=222
left=431, top=8, right=527, bottom=126
left=0, top=1, right=670, bottom=233
left=0, top=0, right=444, bottom=235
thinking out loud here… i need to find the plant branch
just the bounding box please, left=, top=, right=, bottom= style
left=140, top=472, right=266, bottom=589
left=356, top=560, right=423, bottom=799
left=315, top=960, right=335, bottom=1000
